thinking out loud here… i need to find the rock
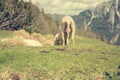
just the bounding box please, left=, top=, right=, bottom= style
left=117, top=72, right=120, bottom=76
left=118, top=65, right=120, bottom=69
left=23, top=39, right=42, bottom=47
left=105, top=72, right=110, bottom=76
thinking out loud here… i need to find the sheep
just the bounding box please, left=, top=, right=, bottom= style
left=54, top=16, right=75, bottom=46
left=54, top=26, right=62, bottom=45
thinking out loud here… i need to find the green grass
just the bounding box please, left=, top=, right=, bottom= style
left=0, top=30, right=13, bottom=50
left=0, top=36, right=120, bottom=80
left=0, top=30, right=13, bottom=38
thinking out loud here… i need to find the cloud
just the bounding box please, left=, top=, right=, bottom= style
left=63, top=2, right=88, bottom=10
left=23, top=0, right=110, bottom=15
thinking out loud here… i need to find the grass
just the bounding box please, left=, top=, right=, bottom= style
left=0, top=30, right=13, bottom=38
left=0, top=35, right=120, bottom=79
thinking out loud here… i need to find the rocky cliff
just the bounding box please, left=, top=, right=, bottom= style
left=74, top=0, right=120, bottom=45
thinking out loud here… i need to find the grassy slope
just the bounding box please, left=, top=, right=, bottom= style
left=0, top=30, right=13, bottom=38
left=0, top=31, right=120, bottom=79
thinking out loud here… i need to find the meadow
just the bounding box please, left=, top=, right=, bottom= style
left=0, top=30, right=120, bottom=80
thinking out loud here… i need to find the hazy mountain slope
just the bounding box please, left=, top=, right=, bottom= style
left=48, top=14, right=64, bottom=21
left=73, top=0, right=120, bottom=45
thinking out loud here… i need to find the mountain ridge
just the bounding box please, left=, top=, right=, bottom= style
left=73, top=0, right=120, bottom=45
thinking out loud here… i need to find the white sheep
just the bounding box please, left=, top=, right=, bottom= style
left=54, top=16, right=75, bottom=45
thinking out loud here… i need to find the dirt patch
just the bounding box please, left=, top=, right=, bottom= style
left=40, top=50, right=50, bottom=53
left=11, top=73, right=20, bottom=80
left=55, top=48, right=68, bottom=52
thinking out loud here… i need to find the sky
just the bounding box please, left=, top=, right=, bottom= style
left=23, top=0, right=110, bottom=15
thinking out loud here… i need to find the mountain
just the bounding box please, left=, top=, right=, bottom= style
left=0, top=0, right=58, bottom=35
left=47, top=13, right=65, bottom=27
left=48, top=13, right=65, bottom=21
left=73, top=0, right=120, bottom=45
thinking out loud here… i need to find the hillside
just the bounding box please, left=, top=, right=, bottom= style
left=0, top=30, right=54, bottom=47
left=0, top=30, right=120, bottom=80
left=0, top=0, right=58, bottom=34
left=73, top=0, right=120, bottom=45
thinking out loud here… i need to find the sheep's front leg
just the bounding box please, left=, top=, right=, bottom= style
left=71, top=32, right=75, bottom=45
left=66, top=32, right=70, bottom=45
left=61, top=32, right=65, bottom=46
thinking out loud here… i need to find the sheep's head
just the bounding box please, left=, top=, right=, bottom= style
left=54, top=39, right=62, bottom=45
left=54, top=33, right=62, bottom=45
